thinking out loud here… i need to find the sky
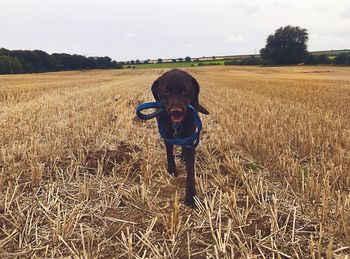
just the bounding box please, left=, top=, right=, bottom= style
left=1, top=0, right=349, bottom=61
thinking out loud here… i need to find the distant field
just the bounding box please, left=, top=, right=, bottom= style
left=124, top=60, right=225, bottom=69
left=311, top=49, right=350, bottom=56
left=127, top=49, right=350, bottom=69
left=124, top=61, right=196, bottom=69
left=0, top=66, right=350, bottom=257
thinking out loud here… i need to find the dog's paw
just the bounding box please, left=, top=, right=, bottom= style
left=167, top=166, right=178, bottom=177
left=184, top=196, right=197, bottom=208
left=180, top=155, right=186, bottom=163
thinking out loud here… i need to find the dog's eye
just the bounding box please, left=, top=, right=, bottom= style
left=163, top=91, right=170, bottom=96
left=181, top=91, right=187, bottom=95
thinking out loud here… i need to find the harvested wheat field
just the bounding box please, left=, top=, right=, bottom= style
left=0, top=66, right=350, bottom=258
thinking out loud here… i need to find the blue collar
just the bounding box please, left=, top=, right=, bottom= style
left=136, top=102, right=202, bottom=148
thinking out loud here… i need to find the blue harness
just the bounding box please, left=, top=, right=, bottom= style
left=136, top=102, right=202, bottom=148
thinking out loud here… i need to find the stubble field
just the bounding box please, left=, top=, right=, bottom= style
left=0, top=66, right=349, bottom=258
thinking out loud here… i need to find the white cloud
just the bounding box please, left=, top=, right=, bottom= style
left=271, top=1, right=290, bottom=9
left=231, top=3, right=259, bottom=15
left=309, top=33, right=320, bottom=39
left=225, top=35, right=245, bottom=43
left=186, top=43, right=195, bottom=48
left=342, top=7, right=350, bottom=18
left=124, top=33, right=135, bottom=38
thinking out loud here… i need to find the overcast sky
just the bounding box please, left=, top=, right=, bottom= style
left=1, top=0, right=349, bottom=61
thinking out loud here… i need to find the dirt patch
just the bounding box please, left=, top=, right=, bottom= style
left=243, top=214, right=271, bottom=237
left=103, top=207, right=145, bottom=239
left=84, top=142, right=141, bottom=175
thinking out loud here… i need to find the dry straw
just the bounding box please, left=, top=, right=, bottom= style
left=0, top=66, right=349, bottom=258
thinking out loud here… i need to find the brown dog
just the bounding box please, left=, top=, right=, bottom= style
left=151, top=69, right=209, bottom=207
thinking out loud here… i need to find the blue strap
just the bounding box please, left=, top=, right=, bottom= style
left=136, top=102, right=165, bottom=120
left=136, top=102, right=202, bottom=148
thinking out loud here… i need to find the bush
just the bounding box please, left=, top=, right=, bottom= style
left=198, top=62, right=220, bottom=66
left=303, top=54, right=318, bottom=65
left=318, top=54, right=331, bottom=64
left=333, top=53, right=350, bottom=65
left=240, top=56, right=263, bottom=65
left=111, top=61, right=123, bottom=69
left=303, top=54, right=332, bottom=65
left=224, top=60, right=240, bottom=65
left=224, top=57, right=262, bottom=66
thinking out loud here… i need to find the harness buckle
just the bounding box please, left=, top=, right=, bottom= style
left=172, top=123, right=181, bottom=137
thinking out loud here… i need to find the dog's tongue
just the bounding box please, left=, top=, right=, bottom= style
left=171, top=115, right=184, bottom=123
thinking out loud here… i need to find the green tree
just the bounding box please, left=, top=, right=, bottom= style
left=185, top=56, right=191, bottom=62
left=157, top=58, right=163, bottom=63
left=111, top=60, right=123, bottom=69
left=1, top=48, right=118, bottom=73
left=11, top=49, right=56, bottom=72
left=0, top=56, right=24, bottom=74
left=0, top=48, right=10, bottom=56
left=260, top=25, right=309, bottom=65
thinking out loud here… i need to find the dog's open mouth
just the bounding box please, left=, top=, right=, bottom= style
left=170, top=108, right=184, bottom=123
left=171, top=114, right=184, bottom=123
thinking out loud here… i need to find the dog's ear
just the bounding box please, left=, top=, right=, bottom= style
left=191, top=77, right=209, bottom=115
left=151, top=78, right=160, bottom=101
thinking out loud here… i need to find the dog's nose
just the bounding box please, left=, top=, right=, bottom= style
left=170, top=108, right=183, bottom=116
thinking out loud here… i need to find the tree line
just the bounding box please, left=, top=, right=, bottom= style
left=0, top=48, right=122, bottom=74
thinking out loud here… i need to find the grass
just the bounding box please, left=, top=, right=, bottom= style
left=0, top=66, right=350, bottom=257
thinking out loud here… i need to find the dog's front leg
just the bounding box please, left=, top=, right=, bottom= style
left=165, top=142, right=178, bottom=177
left=183, top=147, right=196, bottom=207
left=180, top=147, right=186, bottom=162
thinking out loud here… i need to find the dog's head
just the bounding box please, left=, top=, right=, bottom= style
left=151, top=69, right=209, bottom=124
